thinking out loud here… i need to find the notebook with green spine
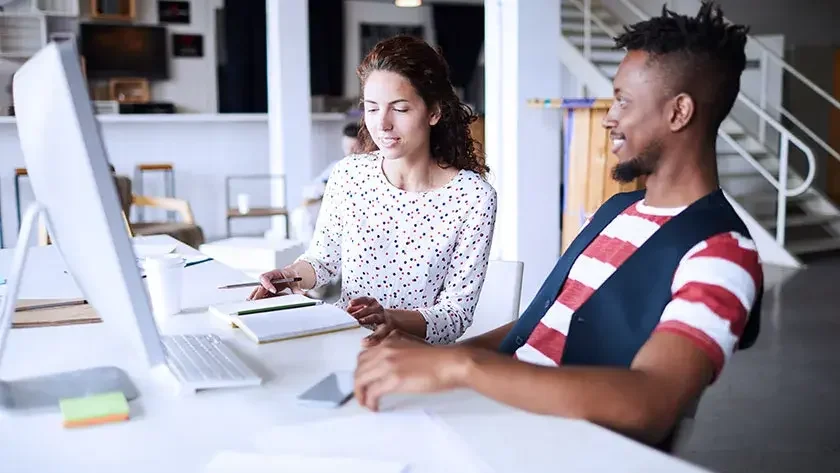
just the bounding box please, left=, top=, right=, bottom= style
left=209, top=296, right=358, bottom=344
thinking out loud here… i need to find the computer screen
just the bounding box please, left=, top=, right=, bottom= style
left=9, top=42, right=167, bottom=368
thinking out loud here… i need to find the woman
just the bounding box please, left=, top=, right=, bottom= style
left=250, top=36, right=497, bottom=346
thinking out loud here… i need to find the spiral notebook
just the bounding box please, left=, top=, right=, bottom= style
left=209, top=296, right=359, bottom=344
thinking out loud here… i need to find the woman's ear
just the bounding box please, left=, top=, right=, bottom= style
left=429, top=104, right=442, bottom=126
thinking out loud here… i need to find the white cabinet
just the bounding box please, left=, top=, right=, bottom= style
left=0, top=0, right=79, bottom=58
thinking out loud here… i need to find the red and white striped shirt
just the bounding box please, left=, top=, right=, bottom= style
left=515, top=199, right=763, bottom=378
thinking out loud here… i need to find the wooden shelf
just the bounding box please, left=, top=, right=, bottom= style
left=90, top=0, right=135, bottom=21
left=226, top=207, right=288, bottom=219
left=137, top=163, right=174, bottom=172
left=109, top=78, right=150, bottom=104
left=527, top=97, right=614, bottom=109
left=36, top=0, right=79, bottom=16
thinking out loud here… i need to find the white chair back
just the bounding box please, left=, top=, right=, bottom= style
left=460, top=260, right=524, bottom=340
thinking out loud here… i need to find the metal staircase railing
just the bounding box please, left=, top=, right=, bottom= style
left=614, top=0, right=840, bottom=165
left=566, top=0, right=818, bottom=246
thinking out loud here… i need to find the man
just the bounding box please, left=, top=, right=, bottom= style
left=353, top=2, right=763, bottom=451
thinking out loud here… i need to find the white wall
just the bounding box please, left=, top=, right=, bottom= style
left=79, top=0, right=222, bottom=113
left=343, top=0, right=437, bottom=98
left=0, top=115, right=351, bottom=248
left=141, top=0, right=222, bottom=113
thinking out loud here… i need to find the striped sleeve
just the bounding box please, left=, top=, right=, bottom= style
left=654, top=231, right=762, bottom=379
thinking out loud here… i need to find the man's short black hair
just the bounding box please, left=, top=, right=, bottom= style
left=343, top=123, right=360, bottom=138
left=614, top=1, right=749, bottom=132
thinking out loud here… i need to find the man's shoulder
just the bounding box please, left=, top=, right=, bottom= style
left=677, top=231, right=763, bottom=290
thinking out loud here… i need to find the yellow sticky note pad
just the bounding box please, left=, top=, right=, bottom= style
left=59, top=391, right=130, bottom=428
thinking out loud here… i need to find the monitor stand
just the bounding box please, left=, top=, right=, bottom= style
left=0, top=202, right=138, bottom=412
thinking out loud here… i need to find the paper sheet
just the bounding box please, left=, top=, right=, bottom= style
left=132, top=243, right=177, bottom=259
left=252, top=410, right=494, bottom=473
left=205, top=451, right=408, bottom=473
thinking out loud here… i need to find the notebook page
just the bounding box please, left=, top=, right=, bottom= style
left=211, top=294, right=321, bottom=316
left=237, top=303, right=358, bottom=341
left=252, top=410, right=494, bottom=473
left=205, top=451, right=408, bottom=473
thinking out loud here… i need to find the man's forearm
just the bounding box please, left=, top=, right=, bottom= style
left=458, top=321, right=515, bottom=350
left=458, top=349, right=680, bottom=445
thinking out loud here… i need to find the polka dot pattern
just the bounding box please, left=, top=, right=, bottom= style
left=297, top=153, right=498, bottom=344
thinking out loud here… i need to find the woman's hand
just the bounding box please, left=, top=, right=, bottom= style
left=348, top=297, right=431, bottom=347
left=247, top=267, right=304, bottom=300
left=347, top=297, right=398, bottom=346
left=347, top=296, right=387, bottom=325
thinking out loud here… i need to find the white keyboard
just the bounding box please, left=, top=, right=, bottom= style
left=161, top=334, right=262, bottom=392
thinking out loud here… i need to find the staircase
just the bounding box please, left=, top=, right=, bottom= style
left=558, top=0, right=840, bottom=262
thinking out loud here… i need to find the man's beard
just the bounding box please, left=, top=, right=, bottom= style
left=611, top=141, right=662, bottom=183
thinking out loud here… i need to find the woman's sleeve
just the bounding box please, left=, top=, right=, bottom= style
left=296, top=162, right=345, bottom=289
left=418, top=189, right=498, bottom=344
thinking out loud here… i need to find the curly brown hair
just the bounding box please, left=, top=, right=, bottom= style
left=355, top=35, right=488, bottom=177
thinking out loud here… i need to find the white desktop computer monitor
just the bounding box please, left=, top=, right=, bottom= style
left=0, top=42, right=167, bottom=406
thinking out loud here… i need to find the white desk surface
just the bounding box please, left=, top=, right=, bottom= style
left=0, top=236, right=711, bottom=473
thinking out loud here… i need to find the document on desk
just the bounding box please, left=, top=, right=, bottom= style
left=252, top=410, right=494, bottom=473
left=211, top=300, right=359, bottom=344
left=205, top=451, right=408, bottom=473
left=13, top=299, right=100, bottom=328
left=132, top=243, right=177, bottom=259
left=0, top=296, right=102, bottom=328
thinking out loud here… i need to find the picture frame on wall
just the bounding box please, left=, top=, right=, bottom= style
left=173, top=34, right=204, bottom=58
left=158, top=0, right=190, bottom=24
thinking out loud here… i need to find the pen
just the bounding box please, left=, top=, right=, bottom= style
left=16, top=299, right=88, bottom=312
left=217, top=277, right=303, bottom=290
left=185, top=257, right=213, bottom=268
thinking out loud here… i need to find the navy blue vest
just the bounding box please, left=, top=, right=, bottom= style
left=499, top=189, right=762, bottom=366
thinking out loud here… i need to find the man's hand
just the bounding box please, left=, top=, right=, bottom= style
left=353, top=331, right=472, bottom=411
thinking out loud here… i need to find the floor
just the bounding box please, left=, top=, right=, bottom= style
left=676, top=258, right=840, bottom=472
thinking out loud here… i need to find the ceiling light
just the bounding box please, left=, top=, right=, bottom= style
left=395, top=0, right=422, bottom=7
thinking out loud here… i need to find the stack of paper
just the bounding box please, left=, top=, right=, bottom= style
left=246, top=410, right=494, bottom=473
left=132, top=243, right=177, bottom=259
left=205, top=451, right=408, bottom=473
left=13, top=298, right=100, bottom=328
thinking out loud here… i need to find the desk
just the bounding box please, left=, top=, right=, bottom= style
left=0, top=235, right=710, bottom=472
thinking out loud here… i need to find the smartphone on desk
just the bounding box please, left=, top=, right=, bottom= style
left=297, top=371, right=355, bottom=408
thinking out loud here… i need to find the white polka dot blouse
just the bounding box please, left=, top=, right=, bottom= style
left=297, top=153, right=498, bottom=344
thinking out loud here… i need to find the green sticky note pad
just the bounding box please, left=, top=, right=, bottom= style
left=59, top=391, right=130, bottom=428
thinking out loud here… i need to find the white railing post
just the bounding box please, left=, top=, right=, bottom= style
left=776, top=135, right=789, bottom=246
left=759, top=49, right=768, bottom=146
left=583, top=0, right=591, bottom=60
